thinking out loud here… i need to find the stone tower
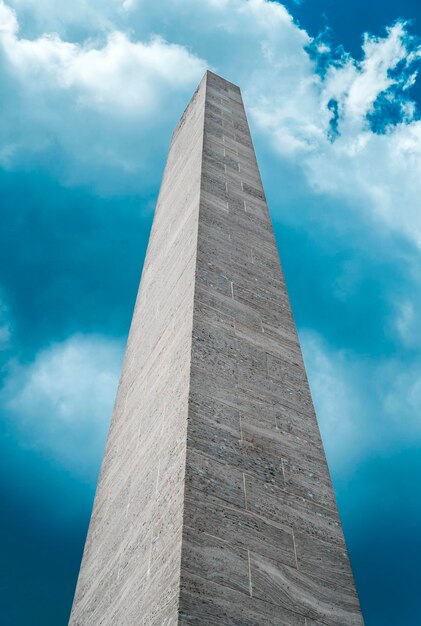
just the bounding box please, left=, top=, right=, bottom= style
left=69, top=71, right=364, bottom=625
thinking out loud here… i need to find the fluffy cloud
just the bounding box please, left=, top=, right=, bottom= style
left=300, top=331, right=366, bottom=473
left=0, top=0, right=206, bottom=189
left=123, top=1, right=421, bottom=248
left=2, top=0, right=420, bottom=249
left=1, top=21, right=205, bottom=114
left=6, top=0, right=120, bottom=36
left=1, top=334, right=124, bottom=477
left=301, top=330, right=421, bottom=475
left=247, top=19, right=421, bottom=246
left=252, top=21, right=413, bottom=151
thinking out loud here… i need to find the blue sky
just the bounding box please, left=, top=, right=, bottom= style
left=0, top=1, right=420, bottom=624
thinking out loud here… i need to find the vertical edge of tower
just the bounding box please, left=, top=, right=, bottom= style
left=178, top=71, right=364, bottom=626
left=69, top=74, right=207, bottom=625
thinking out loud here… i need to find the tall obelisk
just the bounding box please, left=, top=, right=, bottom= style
left=69, top=71, right=364, bottom=625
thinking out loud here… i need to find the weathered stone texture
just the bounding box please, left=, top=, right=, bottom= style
left=180, top=71, right=364, bottom=625
left=70, top=71, right=364, bottom=625
left=69, top=75, right=206, bottom=625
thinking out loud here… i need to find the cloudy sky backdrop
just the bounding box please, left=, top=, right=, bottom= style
left=0, top=1, right=420, bottom=624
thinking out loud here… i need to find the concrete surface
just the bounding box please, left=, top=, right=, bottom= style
left=69, top=71, right=364, bottom=626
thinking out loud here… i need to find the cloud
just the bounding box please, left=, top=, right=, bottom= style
left=0, top=289, right=11, bottom=350
left=0, top=0, right=419, bottom=472
left=392, top=293, right=421, bottom=350
left=120, top=0, right=421, bottom=248
left=300, top=331, right=365, bottom=471
left=2, top=0, right=420, bottom=248
left=0, top=0, right=207, bottom=190
left=247, top=19, right=421, bottom=246
left=122, top=0, right=136, bottom=10
left=0, top=3, right=420, bottom=622
left=6, top=0, right=119, bottom=36
left=300, top=330, right=421, bottom=476
left=0, top=0, right=313, bottom=166
left=2, top=24, right=205, bottom=115
left=248, top=20, right=418, bottom=152
left=1, top=0, right=420, bottom=455
left=1, top=334, right=124, bottom=477
left=326, top=22, right=411, bottom=122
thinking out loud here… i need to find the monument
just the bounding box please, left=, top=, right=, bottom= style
left=69, top=71, right=364, bottom=625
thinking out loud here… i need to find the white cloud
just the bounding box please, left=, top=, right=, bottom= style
left=1, top=0, right=421, bottom=246
left=0, top=0, right=17, bottom=33
left=300, top=330, right=421, bottom=475
left=122, top=0, right=136, bottom=10
left=0, top=0, right=207, bottom=189
left=160, top=1, right=421, bottom=249
left=329, top=22, right=408, bottom=122
left=300, top=331, right=365, bottom=471
left=248, top=20, right=416, bottom=151
left=2, top=23, right=205, bottom=115
left=247, top=19, right=421, bottom=246
left=1, top=334, right=124, bottom=477
left=6, top=0, right=118, bottom=35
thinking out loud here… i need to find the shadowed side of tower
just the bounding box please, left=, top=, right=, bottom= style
left=69, top=71, right=364, bottom=625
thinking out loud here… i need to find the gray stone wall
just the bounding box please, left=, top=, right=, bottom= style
left=69, top=71, right=364, bottom=625
left=69, top=75, right=206, bottom=625
left=180, top=72, right=364, bottom=625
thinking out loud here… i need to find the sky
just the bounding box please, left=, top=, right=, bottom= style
left=0, top=0, right=420, bottom=624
